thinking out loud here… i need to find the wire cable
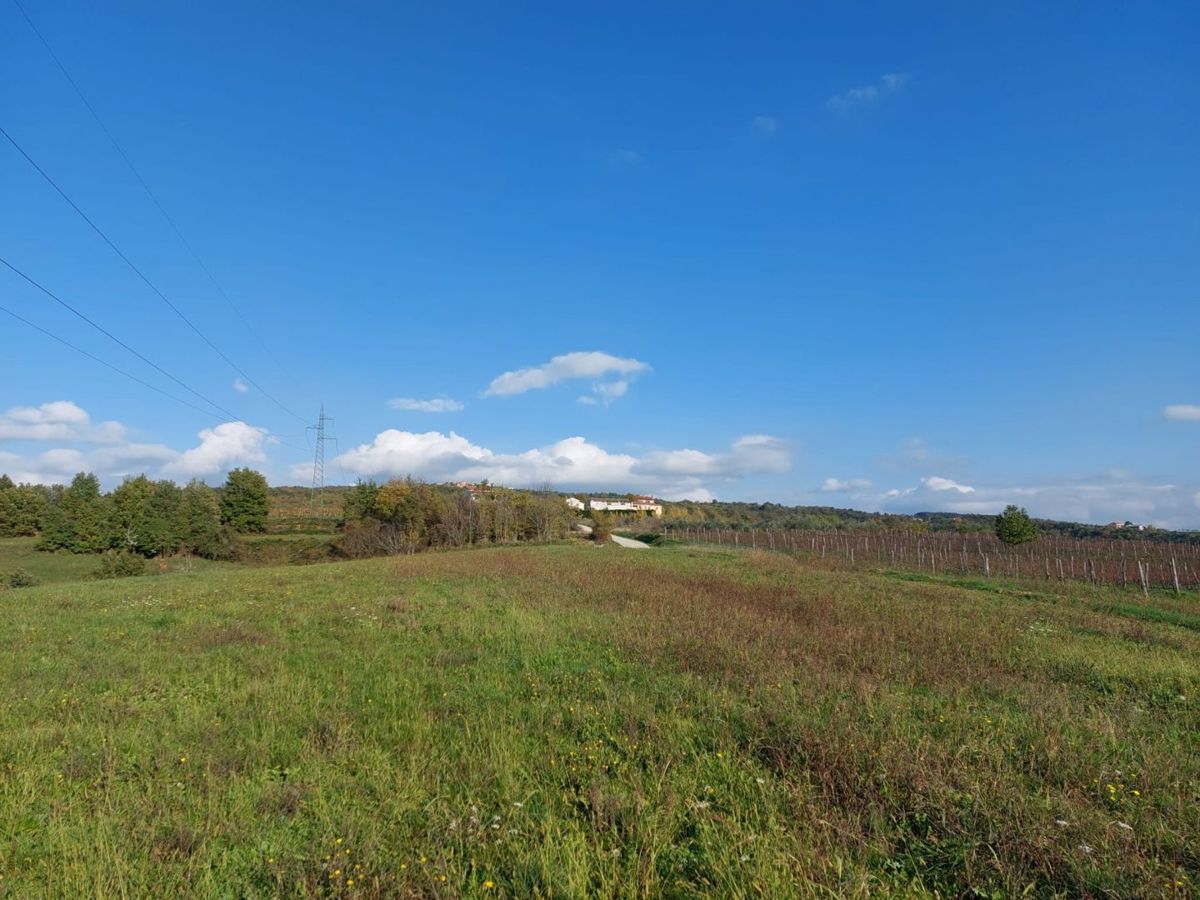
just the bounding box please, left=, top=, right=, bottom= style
left=0, top=124, right=310, bottom=426
left=1, top=300, right=313, bottom=460
left=0, top=301, right=224, bottom=421
left=1, top=267, right=312, bottom=456
left=10, top=0, right=309, bottom=398
left=1, top=254, right=241, bottom=421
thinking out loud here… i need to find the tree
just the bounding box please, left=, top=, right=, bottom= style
left=108, top=475, right=157, bottom=553
left=143, top=480, right=183, bottom=555
left=995, top=504, right=1037, bottom=545
left=178, top=481, right=225, bottom=557
left=341, top=480, right=380, bottom=525
left=39, top=473, right=109, bottom=553
left=0, top=481, right=47, bottom=537
left=220, top=468, right=270, bottom=533
left=105, top=476, right=184, bottom=556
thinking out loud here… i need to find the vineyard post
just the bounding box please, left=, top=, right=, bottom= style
left=1171, top=557, right=1181, bottom=595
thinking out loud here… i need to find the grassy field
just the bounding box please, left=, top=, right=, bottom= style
left=0, top=544, right=1197, bottom=897
left=0, top=537, right=233, bottom=586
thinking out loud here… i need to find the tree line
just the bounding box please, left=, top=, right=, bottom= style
left=658, top=499, right=1199, bottom=542
left=2, top=470, right=574, bottom=560
left=0, top=468, right=271, bottom=557
left=339, top=479, right=572, bottom=556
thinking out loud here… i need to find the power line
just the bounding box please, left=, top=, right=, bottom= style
left=0, top=254, right=240, bottom=420
left=0, top=301, right=224, bottom=421
left=0, top=124, right=310, bottom=426
left=1, top=263, right=314, bottom=456
left=10, top=0, right=308, bottom=397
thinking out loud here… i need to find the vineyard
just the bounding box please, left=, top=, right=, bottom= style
left=665, top=524, right=1200, bottom=593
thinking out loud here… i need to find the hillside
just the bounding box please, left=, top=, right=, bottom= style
left=1, top=544, right=1196, bottom=895
left=268, top=485, right=1200, bottom=542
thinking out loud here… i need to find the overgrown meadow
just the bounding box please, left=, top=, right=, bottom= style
left=1, top=542, right=1197, bottom=897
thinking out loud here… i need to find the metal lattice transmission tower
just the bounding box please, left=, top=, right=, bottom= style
left=307, top=405, right=336, bottom=515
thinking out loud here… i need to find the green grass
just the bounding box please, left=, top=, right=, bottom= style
left=0, top=537, right=99, bottom=585
left=0, top=545, right=1197, bottom=897
left=0, top=537, right=234, bottom=587
left=1092, top=601, right=1200, bottom=633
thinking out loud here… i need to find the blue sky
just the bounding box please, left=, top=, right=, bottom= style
left=3, top=2, right=1199, bottom=526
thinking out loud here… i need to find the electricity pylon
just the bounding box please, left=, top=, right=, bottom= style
left=307, top=405, right=335, bottom=515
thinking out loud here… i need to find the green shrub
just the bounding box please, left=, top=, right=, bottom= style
left=995, top=504, right=1037, bottom=545
left=89, top=552, right=146, bottom=580
left=591, top=514, right=613, bottom=543
left=5, top=569, right=41, bottom=588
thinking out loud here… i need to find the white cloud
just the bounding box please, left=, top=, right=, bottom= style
left=728, top=435, right=792, bottom=474
left=233, top=378, right=249, bottom=394
left=827, top=72, right=910, bottom=113
left=578, top=380, right=629, bottom=407
left=633, top=435, right=791, bottom=480
left=311, top=428, right=791, bottom=500
left=0, top=401, right=271, bottom=486
left=163, top=422, right=270, bottom=478
left=1164, top=404, right=1200, bottom=422
left=388, top=397, right=464, bottom=413
left=0, top=400, right=125, bottom=444
left=922, top=475, right=975, bottom=494
left=752, top=115, right=778, bottom=135
left=0, top=441, right=179, bottom=484
left=877, top=475, right=1200, bottom=529
left=820, top=477, right=872, bottom=492
left=485, top=351, right=650, bottom=398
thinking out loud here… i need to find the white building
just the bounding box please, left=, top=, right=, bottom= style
left=588, top=496, right=663, bottom=518
left=565, top=497, right=586, bottom=511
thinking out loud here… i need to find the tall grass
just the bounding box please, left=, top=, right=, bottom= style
left=0, top=545, right=1196, bottom=896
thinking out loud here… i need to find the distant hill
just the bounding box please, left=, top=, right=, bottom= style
left=268, top=485, right=1200, bottom=543
left=657, top=500, right=1200, bottom=543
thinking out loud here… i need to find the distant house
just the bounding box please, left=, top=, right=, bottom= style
left=456, top=482, right=493, bottom=502
left=565, top=497, right=586, bottom=511
left=588, top=496, right=663, bottom=518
